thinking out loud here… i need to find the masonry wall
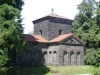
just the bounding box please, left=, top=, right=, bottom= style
left=17, top=43, right=48, bottom=66
left=48, top=21, right=71, bottom=40
left=47, top=45, right=59, bottom=65
left=59, top=45, right=84, bottom=65
left=34, top=20, right=49, bottom=40
left=17, top=43, right=84, bottom=66
left=34, top=20, right=71, bottom=41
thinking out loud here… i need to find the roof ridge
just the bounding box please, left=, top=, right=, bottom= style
left=33, top=13, right=73, bottom=22
left=48, top=13, right=67, bottom=18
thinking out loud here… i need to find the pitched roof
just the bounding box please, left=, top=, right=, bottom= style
left=23, top=33, right=84, bottom=45
left=23, top=34, right=48, bottom=43
left=49, top=33, right=72, bottom=42
left=23, top=33, right=72, bottom=43
left=34, top=13, right=71, bottom=21
left=47, top=13, right=69, bottom=19
left=32, top=13, right=73, bottom=24
left=24, top=34, right=72, bottom=43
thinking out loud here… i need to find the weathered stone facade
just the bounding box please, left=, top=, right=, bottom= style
left=18, top=13, right=85, bottom=66
left=18, top=37, right=84, bottom=66
left=34, top=20, right=72, bottom=41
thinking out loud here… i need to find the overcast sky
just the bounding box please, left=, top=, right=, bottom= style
left=21, top=0, right=82, bottom=34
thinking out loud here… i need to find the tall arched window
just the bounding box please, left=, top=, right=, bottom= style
left=64, top=51, right=68, bottom=65
left=54, top=51, right=57, bottom=64
left=59, top=29, right=63, bottom=35
left=49, top=51, right=52, bottom=64
left=70, top=51, right=74, bottom=65
left=26, top=51, right=32, bottom=62
left=77, top=52, right=81, bottom=65
left=32, top=53, right=34, bottom=63
left=34, top=52, right=40, bottom=64
left=39, top=30, right=42, bottom=35
left=43, top=51, right=47, bottom=64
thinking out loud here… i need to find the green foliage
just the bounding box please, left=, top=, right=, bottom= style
left=0, top=0, right=24, bottom=10
left=7, top=66, right=50, bottom=75
left=0, top=3, right=26, bottom=50
left=93, top=48, right=100, bottom=67
left=0, top=0, right=25, bottom=69
left=73, top=0, right=100, bottom=73
left=72, top=0, right=100, bottom=48
left=85, top=48, right=100, bottom=75
left=84, top=48, right=96, bottom=65
left=92, top=66, right=100, bottom=75
left=0, top=67, right=8, bottom=75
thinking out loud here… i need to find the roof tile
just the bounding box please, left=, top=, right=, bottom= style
left=23, top=33, right=73, bottom=43
left=49, top=33, right=73, bottom=42
left=23, top=33, right=84, bottom=45
left=23, top=34, right=48, bottom=42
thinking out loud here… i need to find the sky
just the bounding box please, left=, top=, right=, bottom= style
left=21, top=0, right=82, bottom=34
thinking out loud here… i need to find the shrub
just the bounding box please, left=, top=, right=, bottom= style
left=94, top=49, right=100, bottom=67
left=84, top=48, right=96, bottom=65
left=0, top=67, right=8, bottom=75
left=92, top=66, right=100, bottom=75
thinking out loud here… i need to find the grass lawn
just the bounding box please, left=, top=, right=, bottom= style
left=47, top=66, right=92, bottom=75
left=7, top=65, right=92, bottom=75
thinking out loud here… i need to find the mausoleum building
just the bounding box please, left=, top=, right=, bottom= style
left=18, top=13, right=85, bottom=66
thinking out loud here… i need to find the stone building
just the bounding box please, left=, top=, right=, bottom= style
left=19, top=13, right=85, bottom=66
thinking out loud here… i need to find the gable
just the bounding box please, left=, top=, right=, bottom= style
left=61, top=35, right=84, bottom=46
left=66, top=38, right=80, bottom=44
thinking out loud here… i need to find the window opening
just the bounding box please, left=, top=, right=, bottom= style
left=39, top=30, right=42, bottom=35
left=59, top=29, right=63, bottom=35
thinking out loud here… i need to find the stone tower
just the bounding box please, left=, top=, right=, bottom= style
left=32, top=13, right=73, bottom=41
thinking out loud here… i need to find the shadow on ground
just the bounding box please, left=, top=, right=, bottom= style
left=7, top=65, right=50, bottom=75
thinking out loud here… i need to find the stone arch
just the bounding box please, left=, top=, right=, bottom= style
left=77, top=52, right=81, bottom=65
left=43, top=51, right=47, bottom=64
left=63, top=51, right=68, bottom=65
left=31, top=52, right=34, bottom=63
left=26, top=51, right=32, bottom=62
left=54, top=51, right=57, bottom=64
left=49, top=51, right=52, bottom=64
left=70, top=51, right=75, bottom=65
left=34, top=51, right=40, bottom=65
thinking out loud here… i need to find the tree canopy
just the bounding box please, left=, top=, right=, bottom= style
left=72, top=0, right=100, bottom=49
left=0, top=0, right=25, bottom=67
left=72, top=0, right=100, bottom=73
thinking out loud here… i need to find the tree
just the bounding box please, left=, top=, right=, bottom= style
left=72, top=0, right=100, bottom=66
left=0, top=0, right=25, bottom=67
left=84, top=48, right=96, bottom=65
left=0, top=0, right=24, bottom=10
left=72, top=0, right=99, bottom=48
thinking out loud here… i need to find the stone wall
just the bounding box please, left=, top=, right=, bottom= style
left=17, top=43, right=84, bottom=66
left=48, top=21, right=71, bottom=40
left=34, top=20, right=71, bottom=41
left=59, top=45, right=84, bottom=65
left=34, top=20, right=49, bottom=40
left=17, top=43, right=48, bottom=66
